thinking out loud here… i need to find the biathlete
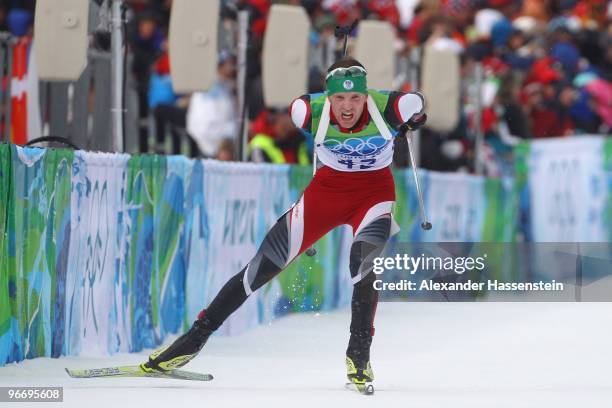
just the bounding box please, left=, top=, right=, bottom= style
left=142, top=57, right=427, bottom=391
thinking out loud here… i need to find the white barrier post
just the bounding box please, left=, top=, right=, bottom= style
left=474, top=61, right=484, bottom=175
left=110, top=0, right=124, bottom=152
left=237, top=10, right=249, bottom=162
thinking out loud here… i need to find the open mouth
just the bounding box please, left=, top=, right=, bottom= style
left=341, top=112, right=354, bottom=121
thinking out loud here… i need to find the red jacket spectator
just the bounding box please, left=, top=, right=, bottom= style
left=367, top=0, right=400, bottom=27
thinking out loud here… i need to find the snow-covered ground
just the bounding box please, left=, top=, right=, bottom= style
left=1, top=302, right=611, bottom=408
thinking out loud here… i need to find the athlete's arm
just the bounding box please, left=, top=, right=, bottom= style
left=383, top=91, right=427, bottom=132
left=289, top=95, right=314, bottom=153
left=289, top=94, right=312, bottom=133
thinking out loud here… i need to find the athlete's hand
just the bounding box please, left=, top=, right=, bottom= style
left=399, top=112, right=427, bottom=133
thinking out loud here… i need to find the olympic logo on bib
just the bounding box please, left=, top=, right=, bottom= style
left=323, top=136, right=388, bottom=156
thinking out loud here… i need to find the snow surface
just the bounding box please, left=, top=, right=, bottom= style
left=1, top=302, right=611, bottom=408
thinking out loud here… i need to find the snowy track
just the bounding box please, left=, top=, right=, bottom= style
left=1, top=303, right=611, bottom=407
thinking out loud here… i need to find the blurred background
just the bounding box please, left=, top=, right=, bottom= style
left=0, top=0, right=609, bottom=174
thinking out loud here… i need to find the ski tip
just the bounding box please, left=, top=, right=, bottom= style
left=345, top=381, right=375, bottom=395
left=64, top=368, right=74, bottom=378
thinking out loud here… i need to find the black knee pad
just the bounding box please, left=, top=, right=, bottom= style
left=349, top=215, right=391, bottom=282
left=247, top=212, right=291, bottom=292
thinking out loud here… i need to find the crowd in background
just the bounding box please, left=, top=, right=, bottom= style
left=126, top=0, right=611, bottom=175
left=0, top=0, right=610, bottom=175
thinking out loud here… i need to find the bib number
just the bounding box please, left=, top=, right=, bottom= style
left=338, top=158, right=377, bottom=170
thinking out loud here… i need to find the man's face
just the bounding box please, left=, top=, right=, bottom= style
left=329, top=92, right=367, bottom=129
left=218, top=58, right=236, bottom=80
left=138, top=19, right=157, bottom=40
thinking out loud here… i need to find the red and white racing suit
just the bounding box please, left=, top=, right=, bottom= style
left=202, top=90, right=425, bottom=365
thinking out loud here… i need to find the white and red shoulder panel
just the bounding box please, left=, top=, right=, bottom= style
left=289, top=97, right=311, bottom=130
left=395, top=92, right=425, bottom=123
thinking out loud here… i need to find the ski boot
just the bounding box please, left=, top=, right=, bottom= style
left=346, top=333, right=375, bottom=395
left=346, top=356, right=374, bottom=394
left=141, top=311, right=215, bottom=373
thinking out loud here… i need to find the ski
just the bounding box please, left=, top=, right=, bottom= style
left=345, top=381, right=375, bottom=395
left=65, top=365, right=213, bottom=382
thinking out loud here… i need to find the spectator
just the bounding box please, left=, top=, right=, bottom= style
left=130, top=10, right=164, bottom=100
left=550, top=29, right=581, bottom=80
left=129, top=9, right=164, bottom=152
left=240, top=0, right=270, bottom=38
left=501, top=26, right=535, bottom=71
left=522, top=82, right=566, bottom=138
left=582, top=77, right=612, bottom=131
left=6, top=7, right=32, bottom=37
left=248, top=109, right=310, bottom=164
left=186, top=50, right=238, bottom=158
left=569, top=73, right=602, bottom=133
left=496, top=73, right=532, bottom=139
left=322, top=0, right=364, bottom=27
left=148, top=52, right=195, bottom=156
left=310, top=13, right=337, bottom=74
left=366, top=0, right=400, bottom=28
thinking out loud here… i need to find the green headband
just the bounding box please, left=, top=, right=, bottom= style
left=326, top=75, right=368, bottom=96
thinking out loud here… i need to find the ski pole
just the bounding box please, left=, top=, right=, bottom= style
left=334, top=20, right=358, bottom=58
left=405, top=129, right=432, bottom=230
